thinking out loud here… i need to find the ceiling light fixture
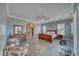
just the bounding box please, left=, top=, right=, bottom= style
left=37, top=16, right=50, bottom=21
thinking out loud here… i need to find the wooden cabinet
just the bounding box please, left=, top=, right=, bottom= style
left=39, top=34, right=52, bottom=43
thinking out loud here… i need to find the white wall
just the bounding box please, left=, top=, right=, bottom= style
left=0, top=3, right=7, bottom=55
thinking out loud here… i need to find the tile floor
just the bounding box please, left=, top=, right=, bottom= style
left=25, top=37, right=61, bottom=56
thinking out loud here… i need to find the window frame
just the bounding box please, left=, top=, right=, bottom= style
left=13, top=25, right=23, bottom=35
left=57, top=24, right=65, bottom=35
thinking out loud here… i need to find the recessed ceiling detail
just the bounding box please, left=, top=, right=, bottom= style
left=6, top=3, right=74, bottom=23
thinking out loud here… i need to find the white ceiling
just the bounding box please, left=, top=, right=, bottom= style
left=7, top=3, right=73, bottom=23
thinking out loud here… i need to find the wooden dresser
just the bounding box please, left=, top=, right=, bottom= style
left=39, top=34, right=52, bottom=43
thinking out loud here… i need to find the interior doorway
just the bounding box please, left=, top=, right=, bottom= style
left=27, top=23, right=35, bottom=36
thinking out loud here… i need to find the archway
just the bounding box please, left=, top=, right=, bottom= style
left=27, top=23, right=35, bottom=36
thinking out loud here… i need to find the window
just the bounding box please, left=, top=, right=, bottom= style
left=13, top=25, right=23, bottom=34
left=58, top=24, right=65, bottom=35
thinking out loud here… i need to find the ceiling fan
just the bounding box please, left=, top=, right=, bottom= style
left=36, top=16, right=50, bottom=21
